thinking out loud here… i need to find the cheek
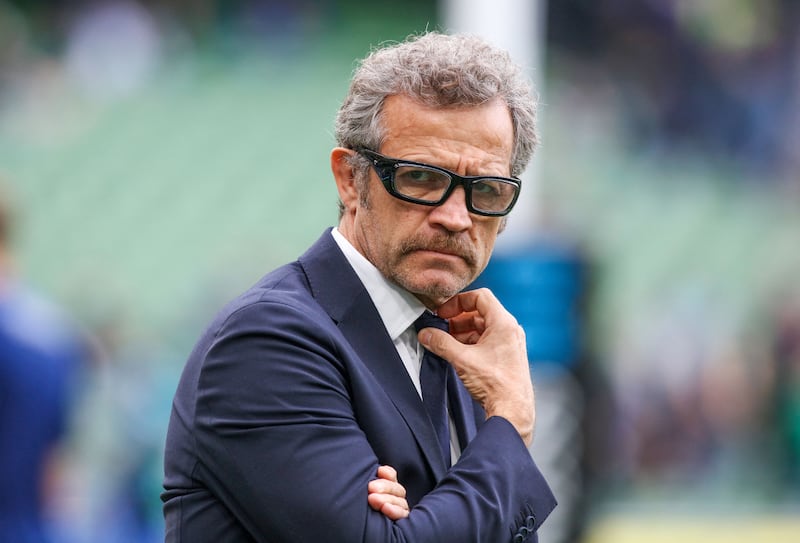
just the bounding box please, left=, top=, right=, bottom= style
left=474, top=225, right=500, bottom=262
left=359, top=208, right=406, bottom=266
left=473, top=220, right=500, bottom=244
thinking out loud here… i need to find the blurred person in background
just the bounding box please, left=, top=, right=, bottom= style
left=0, top=183, right=86, bottom=543
left=771, top=294, right=800, bottom=492
left=163, top=32, right=556, bottom=542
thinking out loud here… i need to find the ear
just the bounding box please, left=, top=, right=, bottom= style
left=497, top=216, right=508, bottom=234
left=331, top=147, right=359, bottom=213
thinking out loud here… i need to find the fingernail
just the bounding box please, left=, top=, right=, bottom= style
left=419, top=330, right=431, bottom=346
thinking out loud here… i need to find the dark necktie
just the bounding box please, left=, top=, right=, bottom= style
left=414, top=311, right=451, bottom=468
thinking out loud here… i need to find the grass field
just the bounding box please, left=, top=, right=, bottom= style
left=585, top=512, right=800, bottom=543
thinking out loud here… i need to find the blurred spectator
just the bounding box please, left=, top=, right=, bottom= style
left=57, top=317, right=178, bottom=543
left=547, top=0, right=800, bottom=184
left=771, top=293, right=800, bottom=494
left=64, top=1, right=162, bottom=101
left=0, top=183, right=87, bottom=542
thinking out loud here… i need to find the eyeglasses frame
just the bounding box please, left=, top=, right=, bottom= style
left=357, top=149, right=521, bottom=217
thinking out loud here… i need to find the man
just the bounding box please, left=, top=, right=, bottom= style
left=0, top=185, right=84, bottom=542
left=163, top=32, right=556, bottom=542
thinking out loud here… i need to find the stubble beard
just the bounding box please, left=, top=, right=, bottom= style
left=358, top=176, right=488, bottom=305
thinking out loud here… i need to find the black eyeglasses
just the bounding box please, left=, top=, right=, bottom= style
left=357, top=149, right=521, bottom=217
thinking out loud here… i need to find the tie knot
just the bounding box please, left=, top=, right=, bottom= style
left=414, top=311, right=449, bottom=333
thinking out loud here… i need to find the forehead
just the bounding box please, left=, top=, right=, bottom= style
left=378, top=95, right=514, bottom=171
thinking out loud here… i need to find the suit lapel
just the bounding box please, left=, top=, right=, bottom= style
left=299, top=230, right=448, bottom=479
left=339, top=295, right=448, bottom=478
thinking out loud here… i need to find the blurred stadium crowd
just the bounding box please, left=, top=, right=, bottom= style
left=1, top=1, right=799, bottom=542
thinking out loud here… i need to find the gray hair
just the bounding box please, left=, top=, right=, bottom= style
left=335, top=32, right=539, bottom=178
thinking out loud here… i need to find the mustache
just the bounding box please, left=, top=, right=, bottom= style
left=397, top=234, right=478, bottom=267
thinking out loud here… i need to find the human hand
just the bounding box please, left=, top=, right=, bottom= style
left=418, top=288, right=535, bottom=446
left=367, top=465, right=409, bottom=520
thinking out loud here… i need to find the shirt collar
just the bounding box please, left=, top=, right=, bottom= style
left=331, top=227, right=426, bottom=340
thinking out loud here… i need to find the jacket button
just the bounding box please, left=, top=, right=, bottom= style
left=526, top=515, right=536, bottom=530
left=513, top=534, right=525, bottom=543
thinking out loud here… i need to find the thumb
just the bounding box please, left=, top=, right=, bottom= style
left=417, top=327, right=462, bottom=362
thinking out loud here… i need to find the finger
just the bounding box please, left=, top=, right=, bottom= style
left=417, top=327, right=465, bottom=363
left=447, top=311, right=485, bottom=336
left=417, top=311, right=483, bottom=346
left=436, top=288, right=500, bottom=322
left=370, top=465, right=406, bottom=498
left=375, top=465, right=398, bottom=483
left=381, top=502, right=410, bottom=520
left=451, top=330, right=481, bottom=345
left=367, top=492, right=410, bottom=520
left=371, top=492, right=408, bottom=509
left=368, top=478, right=406, bottom=498
left=367, top=490, right=408, bottom=508
left=367, top=493, right=409, bottom=521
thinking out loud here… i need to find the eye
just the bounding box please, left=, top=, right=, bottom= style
left=395, top=166, right=449, bottom=187
left=401, top=168, right=435, bottom=183
left=472, top=180, right=502, bottom=196
left=393, top=165, right=450, bottom=200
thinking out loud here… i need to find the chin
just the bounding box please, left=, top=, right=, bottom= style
left=391, top=260, right=475, bottom=301
left=403, top=277, right=467, bottom=305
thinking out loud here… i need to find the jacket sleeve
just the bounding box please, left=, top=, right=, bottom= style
left=193, top=300, right=556, bottom=542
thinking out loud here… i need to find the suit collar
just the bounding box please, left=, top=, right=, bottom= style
left=297, top=228, right=361, bottom=324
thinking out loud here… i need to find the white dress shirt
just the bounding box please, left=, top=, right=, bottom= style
left=331, top=227, right=461, bottom=462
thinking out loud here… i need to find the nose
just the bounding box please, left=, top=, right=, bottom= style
left=427, top=186, right=472, bottom=232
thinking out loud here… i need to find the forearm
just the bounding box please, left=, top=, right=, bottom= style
left=365, top=417, right=554, bottom=542
left=195, top=415, right=552, bottom=543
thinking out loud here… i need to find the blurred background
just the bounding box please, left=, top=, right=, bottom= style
left=1, top=0, right=799, bottom=542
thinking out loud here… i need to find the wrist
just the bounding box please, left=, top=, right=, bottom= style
left=485, top=403, right=534, bottom=447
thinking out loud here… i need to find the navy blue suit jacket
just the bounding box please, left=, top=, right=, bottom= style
left=162, top=229, right=556, bottom=542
